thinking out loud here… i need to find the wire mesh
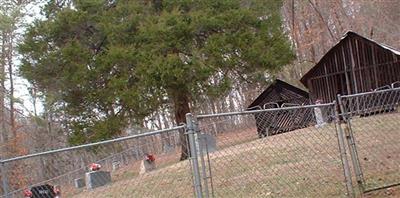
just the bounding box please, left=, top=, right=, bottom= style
left=339, top=87, right=400, bottom=192
left=3, top=87, right=400, bottom=197
left=196, top=104, right=349, bottom=197
left=0, top=126, right=194, bottom=198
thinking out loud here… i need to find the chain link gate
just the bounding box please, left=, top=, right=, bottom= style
left=188, top=103, right=354, bottom=197
left=337, top=87, right=400, bottom=194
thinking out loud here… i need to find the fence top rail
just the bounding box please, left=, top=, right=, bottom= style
left=339, top=86, right=400, bottom=99
left=196, top=102, right=335, bottom=119
left=0, top=125, right=185, bottom=164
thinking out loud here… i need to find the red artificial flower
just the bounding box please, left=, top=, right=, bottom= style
left=23, top=189, right=32, bottom=197
left=89, top=163, right=101, bottom=171
left=146, top=154, right=156, bottom=162
left=53, top=186, right=61, bottom=195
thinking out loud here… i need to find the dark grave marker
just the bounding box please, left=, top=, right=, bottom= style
left=30, top=184, right=56, bottom=198
left=85, top=171, right=112, bottom=189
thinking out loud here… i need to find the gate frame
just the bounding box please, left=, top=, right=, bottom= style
left=186, top=113, right=204, bottom=198
left=337, top=89, right=400, bottom=194
left=337, top=94, right=365, bottom=193
left=334, top=101, right=356, bottom=197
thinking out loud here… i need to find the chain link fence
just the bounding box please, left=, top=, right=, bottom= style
left=194, top=103, right=352, bottom=197
left=0, top=126, right=195, bottom=198
left=1, top=87, right=400, bottom=197
left=338, top=87, right=400, bottom=194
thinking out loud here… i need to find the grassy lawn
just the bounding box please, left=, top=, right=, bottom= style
left=348, top=112, right=400, bottom=192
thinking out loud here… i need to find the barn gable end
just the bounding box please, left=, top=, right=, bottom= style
left=248, top=79, right=313, bottom=138
left=300, top=31, right=400, bottom=103
left=248, top=79, right=310, bottom=109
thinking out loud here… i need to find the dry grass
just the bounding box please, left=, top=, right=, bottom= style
left=71, top=112, right=400, bottom=198
left=348, top=112, right=400, bottom=193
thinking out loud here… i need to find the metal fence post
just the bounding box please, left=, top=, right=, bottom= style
left=0, top=159, right=9, bottom=198
left=186, top=113, right=203, bottom=198
left=334, top=102, right=355, bottom=197
left=337, top=94, right=365, bottom=192
left=193, top=117, right=211, bottom=198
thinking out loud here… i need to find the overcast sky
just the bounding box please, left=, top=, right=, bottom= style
left=11, top=1, right=45, bottom=116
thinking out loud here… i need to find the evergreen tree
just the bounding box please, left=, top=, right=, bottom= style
left=19, top=0, right=294, bottom=160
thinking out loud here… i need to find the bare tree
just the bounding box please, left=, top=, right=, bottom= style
left=281, top=0, right=400, bottom=83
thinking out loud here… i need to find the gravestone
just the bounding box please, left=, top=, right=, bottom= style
left=85, top=171, right=111, bottom=189
left=74, top=178, right=85, bottom=188
left=30, top=184, right=56, bottom=198
left=199, top=133, right=217, bottom=153
left=139, top=156, right=156, bottom=175
left=112, top=161, right=120, bottom=171
left=314, top=101, right=326, bottom=127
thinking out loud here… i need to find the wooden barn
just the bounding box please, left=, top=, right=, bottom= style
left=248, top=79, right=314, bottom=138
left=300, top=31, right=400, bottom=103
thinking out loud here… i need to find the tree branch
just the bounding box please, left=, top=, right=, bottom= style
left=307, top=0, right=336, bottom=41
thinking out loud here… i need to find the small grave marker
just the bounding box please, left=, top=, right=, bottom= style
left=85, top=171, right=112, bottom=189
left=112, top=161, right=120, bottom=171
left=139, top=154, right=156, bottom=174
left=30, top=184, right=56, bottom=198
left=314, top=100, right=326, bottom=127
left=85, top=163, right=111, bottom=189
left=74, top=178, right=85, bottom=188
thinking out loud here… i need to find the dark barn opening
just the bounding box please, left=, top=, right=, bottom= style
left=300, top=31, right=400, bottom=104
left=248, top=79, right=314, bottom=138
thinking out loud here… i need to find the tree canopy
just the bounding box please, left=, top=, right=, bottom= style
left=19, top=0, right=294, bottom=159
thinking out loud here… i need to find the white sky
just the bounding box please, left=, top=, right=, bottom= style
left=10, top=1, right=45, bottom=116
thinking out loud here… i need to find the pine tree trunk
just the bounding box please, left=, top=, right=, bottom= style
left=7, top=32, right=15, bottom=139
left=0, top=32, right=7, bottom=145
left=8, top=64, right=15, bottom=138
left=172, top=92, right=191, bottom=161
